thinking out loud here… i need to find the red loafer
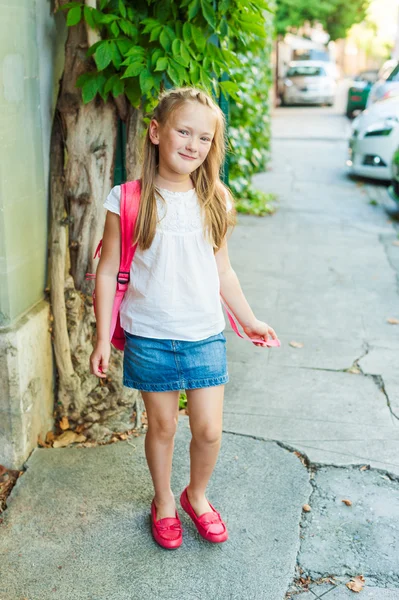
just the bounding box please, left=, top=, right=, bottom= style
left=180, top=487, right=228, bottom=543
left=151, top=499, right=183, bottom=549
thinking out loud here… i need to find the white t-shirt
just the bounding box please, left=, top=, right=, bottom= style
left=103, top=184, right=232, bottom=341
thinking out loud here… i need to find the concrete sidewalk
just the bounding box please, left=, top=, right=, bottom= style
left=1, top=105, right=399, bottom=599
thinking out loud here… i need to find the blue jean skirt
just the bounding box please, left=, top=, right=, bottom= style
left=123, top=331, right=229, bottom=392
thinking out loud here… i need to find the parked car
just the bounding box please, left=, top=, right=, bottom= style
left=366, top=59, right=399, bottom=106
left=388, top=146, right=399, bottom=203
left=347, top=95, right=399, bottom=181
left=346, top=70, right=379, bottom=118
left=281, top=61, right=336, bottom=106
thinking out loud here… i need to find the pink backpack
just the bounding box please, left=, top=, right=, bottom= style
left=87, top=179, right=280, bottom=350
left=86, top=180, right=141, bottom=351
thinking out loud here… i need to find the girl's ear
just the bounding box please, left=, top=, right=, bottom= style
left=149, top=119, right=160, bottom=145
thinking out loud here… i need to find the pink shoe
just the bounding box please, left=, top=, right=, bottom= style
left=180, top=487, right=228, bottom=543
left=151, top=499, right=183, bottom=549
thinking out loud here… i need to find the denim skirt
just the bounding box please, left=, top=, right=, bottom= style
left=123, top=330, right=228, bottom=392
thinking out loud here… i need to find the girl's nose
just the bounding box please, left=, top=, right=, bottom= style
left=186, top=138, right=198, bottom=153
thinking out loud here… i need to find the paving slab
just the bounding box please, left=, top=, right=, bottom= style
left=0, top=418, right=310, bottom=600
left=316, top=586, right=399, bottom=599
left=224, top=359, right=399, bottom=475
left=298, top=467, right=399, bottom=585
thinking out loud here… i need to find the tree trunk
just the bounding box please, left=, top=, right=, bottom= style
left=49, top=9, right=142, bottom=441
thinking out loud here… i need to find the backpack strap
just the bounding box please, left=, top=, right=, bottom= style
left=116, top=180, right=141, bottom=292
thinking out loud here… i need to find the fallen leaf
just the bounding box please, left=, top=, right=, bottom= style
left=392, top=240, right=399, bottom=247
left=75, top=424, right=85, bottom=434
left=342, top=499, right=352, bottom=506
left=59, top=416, right=70, bottom=431
left=360, top=465, right=368, bottom=471
left=53, top=430, right=86, bottom=448
left=290, top=341, right=304, bottom=348
left=346, top=575, right=365, bottom=592
left=387, top=318, right=399, bottom=325
left=302, top=504, right=311, bottom=512
left=37, top=435, right=48, bottom=448
left=119, top=433, right=128, bottom=440
left=46, top=431, right=55, bottom=443
left=347, top=366, right=361, bottom=374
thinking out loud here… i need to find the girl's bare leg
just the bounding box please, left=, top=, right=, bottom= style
left=141, top=390, right=180, bottom=520
left=185, top=385, right=225, bottom=516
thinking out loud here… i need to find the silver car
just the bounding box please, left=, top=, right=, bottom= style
left=366, top=59, right=399, bottom=106
left=281, top=61, right=336, bottom=106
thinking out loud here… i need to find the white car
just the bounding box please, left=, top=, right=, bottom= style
left=366, top=59, right=399, bottom=106
left=281, top=60, right=336, bottom=106
left=347, top=96, right=399, bottom=180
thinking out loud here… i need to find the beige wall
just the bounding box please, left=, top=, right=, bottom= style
left=0, top=0, right=66, bottom=468
left=0, top=0, right=66, bottom=326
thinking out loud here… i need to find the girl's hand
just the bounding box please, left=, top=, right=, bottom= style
left=243, top=319, right=278, bottom=347
left=90, top=341, right=111, bottom=378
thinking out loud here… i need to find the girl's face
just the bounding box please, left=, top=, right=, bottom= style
left=150, top=101, right=217, bottom=178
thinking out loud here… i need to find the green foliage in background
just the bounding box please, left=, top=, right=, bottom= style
left=276, top=0, right=370, bottom=41
left=229, top=5, right=277, bottom=214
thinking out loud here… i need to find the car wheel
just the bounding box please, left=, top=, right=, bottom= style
left=346, top=110, right=354, bottom=119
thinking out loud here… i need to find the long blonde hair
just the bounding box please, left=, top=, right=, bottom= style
left=134, top=87, right=236, bottom=251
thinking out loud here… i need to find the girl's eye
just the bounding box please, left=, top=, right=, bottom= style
left=201, top=137, right=211, bottom=142
left=178, top=129, right=189, bottom=135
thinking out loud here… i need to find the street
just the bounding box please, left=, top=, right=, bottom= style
left=0, top=86, right=399, bottom=600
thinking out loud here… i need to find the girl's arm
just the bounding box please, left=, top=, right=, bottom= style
left=90, top=211, right=121, bottom=377
left=215, top=239, right=278, bottom=346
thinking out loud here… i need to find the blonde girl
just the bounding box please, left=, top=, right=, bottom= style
left=90, top=87, right=278, bottom=549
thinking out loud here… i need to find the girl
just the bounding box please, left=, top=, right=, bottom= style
left=90, top=86, right=278, bottom=550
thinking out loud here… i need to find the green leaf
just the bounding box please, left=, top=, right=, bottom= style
left=59, top=2, right=81, bottom=12
left=118, top=0, right=126, bottom=18
left=155, top=57, right=168, bottom=71
left=111, top=43, right=123, bottom=69
left=105, top=74, right=119, bottom=94
left=97, top=13, right=118, bottom=24
left=95, top=42, right=113, bottom=70
left=188, top=0, right=200, bottom=20
left=119, top=20, right=137, bottom=38
left=83, top=6, right=96, bottom=29
left=167, top=63, right=180, bottom=85
left=182, top=22, right=192, bottom=43
left=86, top=40, right=103, bottom=57
left=121, top=62, right=145, bottom=78
left=116, top=38, right=133, bottom=55
left=81, top=74, right=105, bottom=103
left=191, top=25, right=206, bottom=51
left=100, top=0, right=109, bottom=9
left=219, top=79, right=239, bottom=97
left=149, top=26, right=163, bottom=42
left=159, top=28, right=171, bottom=51
left=200, top=0, right=216, bottom=29
left=113, top=77, right=125, bottom=97
left=172, top=39, right=181, bottom=56
left=67, top=5, right=82, bottom=26
left=125, top=78, right=141, bottom=108
left=111, top=21, right=119, bottom=37
left=150, top=48, right=163, bottom=68
left=180, top=43, right=191, bottom=64
left=139, top=69, right=154, bottom=94
left=170, top=59, right=187, bottom=83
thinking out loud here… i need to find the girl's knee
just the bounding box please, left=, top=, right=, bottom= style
left=148, top=415, right=178, bottom=440
left=192, top=425, right=221, bottom=446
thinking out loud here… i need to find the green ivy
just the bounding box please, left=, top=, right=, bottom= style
left=228, top=5, right=277, bottom=213
left=60, top=0, right=273, bottom=114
